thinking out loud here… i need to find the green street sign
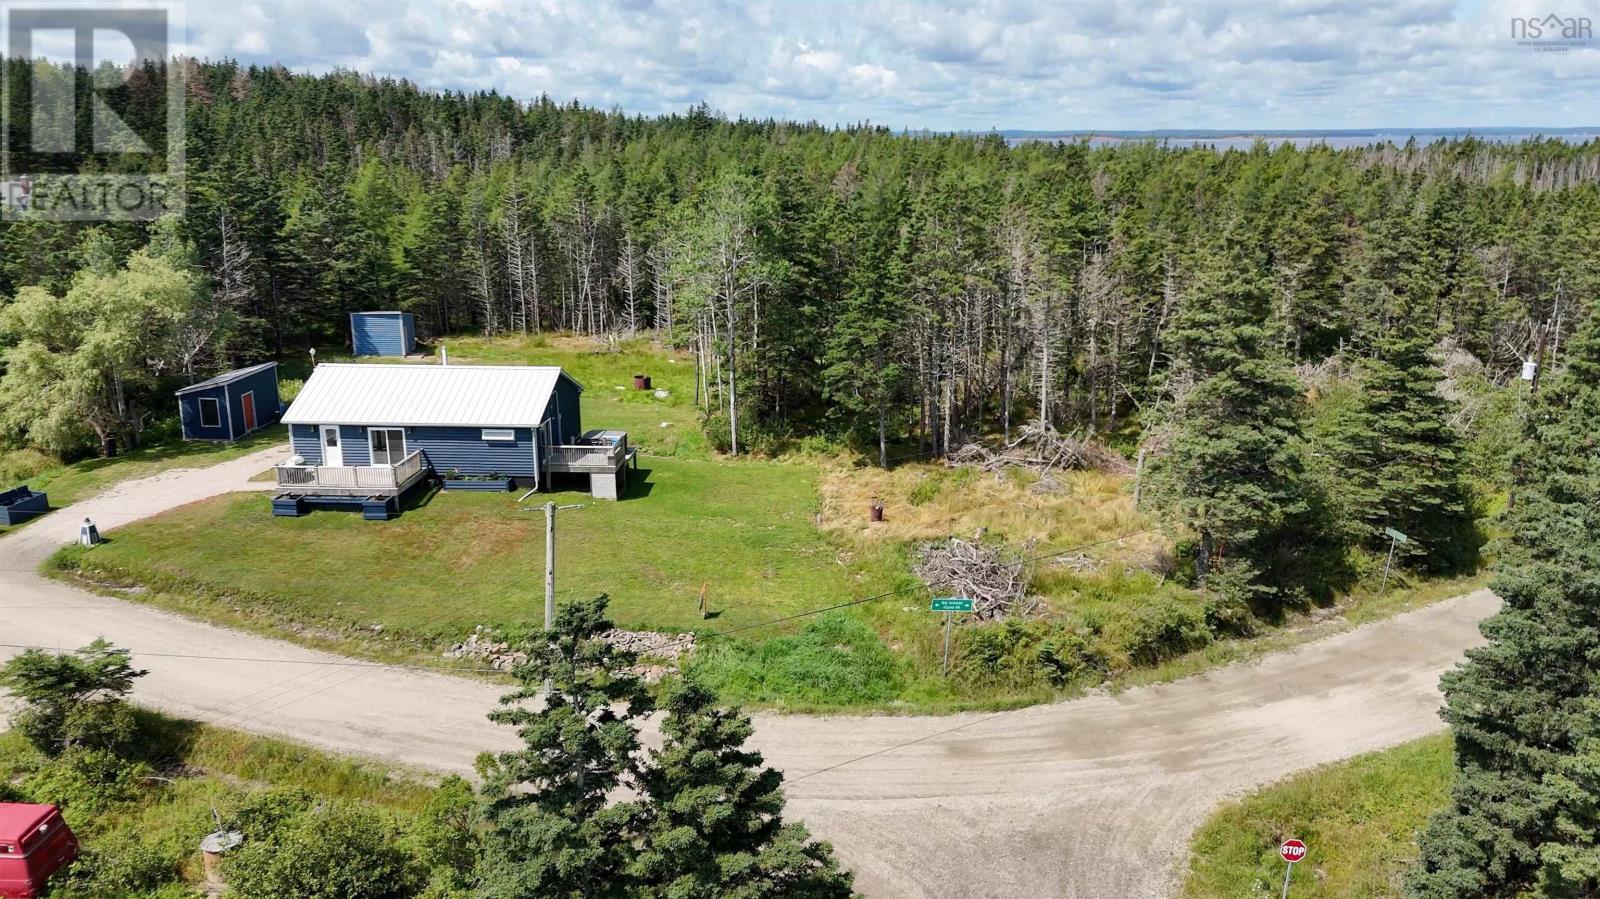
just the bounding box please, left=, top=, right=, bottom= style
left=930, top=597, right=975, bottom=613
left=1384, top=527, right=1410, bottom=545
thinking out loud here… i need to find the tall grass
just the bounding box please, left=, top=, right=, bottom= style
left=1183, top=734, right=1453, bottom=898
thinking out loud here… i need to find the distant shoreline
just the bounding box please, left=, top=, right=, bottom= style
left=997, top=126, right=1600, bottom=139
left=984, top=127, right=1600, bottom=149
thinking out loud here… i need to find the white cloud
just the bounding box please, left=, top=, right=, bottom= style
left=182, top=0, right=1600, bottom=129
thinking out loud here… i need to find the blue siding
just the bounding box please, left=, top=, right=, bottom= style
left=551, top=378, right=582, bottom=442
left=288, top=424, right=369, bottom=464
left=179, top=387, right=233, bottom=440
left=289, top=424, right=534, bottom=476
left=179, top=362, right=281, bottom=441
left=411, top=426, right=537, bottom=477
left=290, top=424, right=321, bottom=461
left=339, top=426, right=372, bottom=466
left=351, top=312, right=416, bottom=356
left=225, top=366, right=281, bottom=437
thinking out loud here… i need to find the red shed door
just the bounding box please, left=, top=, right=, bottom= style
left=241, top=392, right=257, bottom=432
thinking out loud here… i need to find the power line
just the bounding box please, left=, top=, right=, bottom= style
left=0, top=643, right=505, bottom=675
left=0, top=526, right=1153, bottom=675
left=787, top=710, right=1009, bottom=784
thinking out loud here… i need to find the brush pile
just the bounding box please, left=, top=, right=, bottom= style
left=914, top=538, right=1037, bottom=620
left=948, top=421, right=1132, bottom=476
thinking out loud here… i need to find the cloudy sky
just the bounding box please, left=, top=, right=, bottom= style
left=178, top=0, right=1599, bottom=131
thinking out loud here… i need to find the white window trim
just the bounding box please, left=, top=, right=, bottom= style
left=368, top=427, right=407, bottom=466
left=198, top=397, right=221, bottom=429
left=482, top=428, right=515, bottom=442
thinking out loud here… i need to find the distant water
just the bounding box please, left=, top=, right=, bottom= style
left=1000, top=128, right=1600, bottom=150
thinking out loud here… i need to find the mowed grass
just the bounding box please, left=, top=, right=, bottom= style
left=67, top=455, right=877, bottom=646
left=383, top=333, right=709, bottom=459
left=0, top=426, right=288, bottom=535
left=1183, top=734, right=1454, bottom=899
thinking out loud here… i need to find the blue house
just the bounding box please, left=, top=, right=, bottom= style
left=275, top=363, right=631, bottom=517
left=350, top=311, right=417, bottom=356
left=177, top=362, right=281, bottom=442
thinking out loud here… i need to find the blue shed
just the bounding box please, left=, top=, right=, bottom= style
left=350, top=311, right=417, bottom=357
left=177, top=362, right=282, bottom=441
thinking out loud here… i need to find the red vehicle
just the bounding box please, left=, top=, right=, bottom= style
left=0, top=804, right=78, bottom=899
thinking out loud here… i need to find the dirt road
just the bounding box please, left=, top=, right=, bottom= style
left=0, top=449, right=1496, bottom=897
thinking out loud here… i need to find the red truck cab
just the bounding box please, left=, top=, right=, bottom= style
left=0, top=804, right=78, bottom=899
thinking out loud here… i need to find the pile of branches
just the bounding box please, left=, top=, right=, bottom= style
left=914, top=538, right=1038, bottom=621
left=948, top=421, right=1132, bottom=476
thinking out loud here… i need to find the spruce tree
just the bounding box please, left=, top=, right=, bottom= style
left=1154, top=226, right=1310, bottom=602
left=1331, top=281, right=1478, bottom=573
left=632, top=677, right=855, bottom=899
left=1406, top=314, right=1600, bottom=898
left=474, top=597, right=654, bottom=899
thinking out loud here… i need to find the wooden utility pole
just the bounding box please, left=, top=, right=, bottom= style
left=544, top=501, right=556, bottom=630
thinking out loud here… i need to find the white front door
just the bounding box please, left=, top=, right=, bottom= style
left=320, top=425, right=343, bottom=467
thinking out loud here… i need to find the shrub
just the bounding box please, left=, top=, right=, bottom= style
left=688, top=613, right=901, bottom=707
left=224, top=800, right=421, bottom=899
left=0, top=446, right=59, bottom=484
left=954, top=619, right=1104, bottom=691
left=1123, top=597, right=1212, bottom=665
left=22, top=748, right=150, bottom=814
left=0, top=638, right=146, bottom=756
left=52, top=834, right=181, bottom=898
left=225, top=787, right=316, bottom=841
left=402, top=775, right=477, bottom=889
left=278, top=378, right=305, bottom=405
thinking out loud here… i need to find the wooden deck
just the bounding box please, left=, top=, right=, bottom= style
left=274, top=449, right=428, bottom=497
left=545, top=442, right=628, bottom=474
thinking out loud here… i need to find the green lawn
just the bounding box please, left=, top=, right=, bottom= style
left=1183, top=734, right=1454, bottom=898
left=364, top=334, right=710, bottom=459
left=0, top=426, right=288, bottom=535
left=65, top=455, right=881, bottom=647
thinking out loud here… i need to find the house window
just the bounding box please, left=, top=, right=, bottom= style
left=369, top=428, right=407, bottom=466
left=482, top=429, right=515, bottom=442
left=198, top=397, right=221, bottom=429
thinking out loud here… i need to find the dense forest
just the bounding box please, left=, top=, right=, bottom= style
left=2, top=58, right=1598, bottom=601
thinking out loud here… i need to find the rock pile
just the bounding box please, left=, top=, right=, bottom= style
left=443, top=625, right=696, bottom=675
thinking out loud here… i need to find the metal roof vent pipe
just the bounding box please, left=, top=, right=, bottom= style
left=441, top=346, right=449, bottom=366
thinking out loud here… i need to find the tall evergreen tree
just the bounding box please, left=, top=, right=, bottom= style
left=1331, top=280, right=1479, bottom=572
left=474, top=597, right=654, bottom=899
left=1407, top=314, right=1600, bottom=898
left=1153, top=226, right=1310, bottom=602
left=632, top=677, right=855, bottom=899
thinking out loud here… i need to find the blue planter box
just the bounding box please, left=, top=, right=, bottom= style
left=441, top=479, right=513, bottom=492
left=0, top=485, right=49, bottom=525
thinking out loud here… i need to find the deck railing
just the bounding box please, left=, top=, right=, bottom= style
left=276, top=449, right=426, bottom=493
left=545, top=442, right=626, bottom=472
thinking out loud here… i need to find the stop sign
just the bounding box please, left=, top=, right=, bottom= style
left=1280, top=839, right=1308, bottom=863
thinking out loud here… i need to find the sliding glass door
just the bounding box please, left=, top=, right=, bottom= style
left=369, top=428, right=407, bottom=466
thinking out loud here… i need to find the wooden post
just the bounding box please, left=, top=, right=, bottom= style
left=1380, top=536, right=1398, bottom=594
left=941, top=611, right=954, bottom=676
left=544, top=501, right=556, bottom=630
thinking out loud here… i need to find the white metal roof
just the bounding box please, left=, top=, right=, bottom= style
left=282, top=363, right=581, bottom=428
